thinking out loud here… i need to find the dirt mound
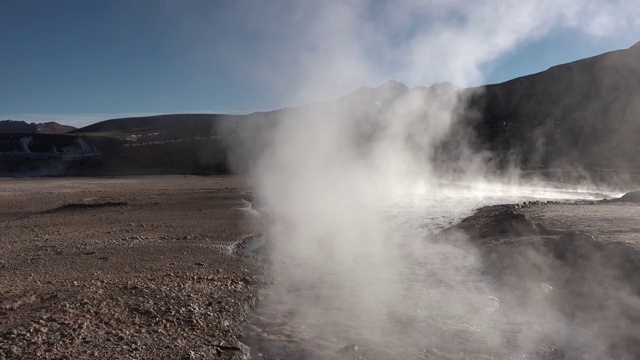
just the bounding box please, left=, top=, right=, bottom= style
left=447, top=201, right=640, bottom=359
left=619, top=190, right=640, bottom=202
left=47, top=201, right=128, bottom=212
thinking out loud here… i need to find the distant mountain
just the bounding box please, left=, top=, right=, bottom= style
left=4, top=41, right=640, bottom=182
left=461, top=40, right=640, bottom=173
left=71, top=114, right=229, bottom=139
left=339, top=80, right=410, bottom=108
left=329, top=42, right=640, bottom=182
left=0, top=120, right=76, bottom=134
left=66, top=112, right=282, bottom=176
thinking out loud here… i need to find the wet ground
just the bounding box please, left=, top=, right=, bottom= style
left=240, top=185, right=626, bottom=359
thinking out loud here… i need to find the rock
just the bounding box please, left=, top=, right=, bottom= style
left=338, top=343, right=359, bottom=355
left=619, top=190, right=640, bottom=202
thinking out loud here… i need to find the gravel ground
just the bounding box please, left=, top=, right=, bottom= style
left=0, top=175, right=266, bottom=359
left=444, top=193, right=640, bottom=359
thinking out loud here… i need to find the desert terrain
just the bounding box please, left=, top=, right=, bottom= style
left=1, top=175, right=640, bottom=359
left=0, top=176, right=263, bottom=359
left=444, top=192, right=640, bottom=358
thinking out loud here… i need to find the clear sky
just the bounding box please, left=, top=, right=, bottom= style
left=1, top=0, right=639, bottom=126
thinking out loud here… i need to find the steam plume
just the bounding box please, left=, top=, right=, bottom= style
left=19, top=136, right=33, bottom=154
left=220, top=0, right=640, bottom=357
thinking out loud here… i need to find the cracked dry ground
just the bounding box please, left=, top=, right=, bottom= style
left=0, top=176, right=265, bottom=359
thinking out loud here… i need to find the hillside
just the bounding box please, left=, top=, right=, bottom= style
left=70, top=113, right=233, bottom=140
left=4, top=42, right=640, bottom=181
left=0, top=120, right=76, bottom=134
left=462, top=41, right=640, bottom=173
left=64, top=111, right=283, bottom=176
left=328, top=42, right=640, bottom=184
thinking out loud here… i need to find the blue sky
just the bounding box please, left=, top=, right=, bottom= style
left=1, top=0, right=639, bottom=126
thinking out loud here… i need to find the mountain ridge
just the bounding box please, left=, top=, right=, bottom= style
left=462, top=40, right=640, bottom=172
left=0, top=120, right=76, bottom=134
left=4, top=41, right=640, bottom=181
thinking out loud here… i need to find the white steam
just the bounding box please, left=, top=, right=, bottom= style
left=231, top=0, right=640, bottom=358
left=19, top=136, right=33, bottom=154
left=231, top=0, right=640, bottom=104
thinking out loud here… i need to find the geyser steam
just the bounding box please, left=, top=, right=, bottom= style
left=218, top=0, right=640, bottom=358
left=19, top=136, right=33, bottom=154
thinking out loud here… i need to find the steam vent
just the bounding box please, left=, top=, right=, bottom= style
left=3, top=2, right=640, bottom=358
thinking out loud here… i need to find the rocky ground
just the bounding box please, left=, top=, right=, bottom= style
left=0, top=176, right=266, bottom=359
left=3, top=175, right=639, bottom=359
left=443, top=191, right=640, bottom=359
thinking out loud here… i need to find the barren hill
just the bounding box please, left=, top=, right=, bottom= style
left=70, top=114, right=232, bottom=140
left=4, top=42, right=640, bottom=181
left=462, top=41, right=640, bottom=172
left=0, top=120, right=76, bottom=134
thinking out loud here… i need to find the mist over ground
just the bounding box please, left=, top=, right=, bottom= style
left=3, top=1, right=640, bottom=359
left=217, top=1, right=640, bottom=358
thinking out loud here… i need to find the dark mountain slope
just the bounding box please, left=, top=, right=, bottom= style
left=5, top=43, right=640, bottom=180
left=0, top=120, right=76, bottom=134
left=63, top=111, right=287, bottom=176
left=70, top=113, right=232, bottom=139
left=463, top=42, right=640, bottom=171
